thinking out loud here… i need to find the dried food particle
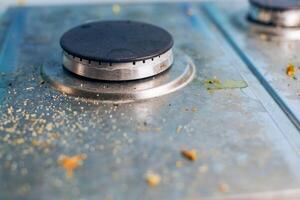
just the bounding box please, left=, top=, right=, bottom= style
left=176, top=160, right=183, bottom=168
left=198, top=165, right=208, bottom=174
left=191, top=107, right=197, bottom=112
left=181, top=149, right=197, bottom=161
left=204, top=78, right=248, bottom=90
left=25, top=87, right=34, bottom=91
left=218, top=182, right=230, bottom=193
left=17, top=0, right=26, bottom=5
left=45, top=123, right=54, bottom=131
left=176, top=125, right=183, bottom=134
left=145, top=171, right=161, bottom=187
left=58, top=154, right=87, bottom=179
left=14, top=138, right=25, bottom=145
left=32, top=140, right=50, bottom=148
left=112, top=4, right=121, bottom=15
left=286, top=64, right=296, bottom=77
left=4, top=126, right=17, bottom=133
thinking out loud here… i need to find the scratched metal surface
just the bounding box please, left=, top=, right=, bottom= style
left=202, top=1, right=300, bottom=131
left=0, top=2, right=300, bottom=200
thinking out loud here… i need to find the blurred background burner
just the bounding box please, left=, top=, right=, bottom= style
left=248, top=0, right=300, bottom=27
left=60, top=20, right=174, bottom=81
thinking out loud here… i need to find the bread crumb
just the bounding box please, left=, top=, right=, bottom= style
left=145, top=171, right=161, bottom=187
left=286, top=64, right=296, bottom=77
left=17, top=0, right=27, bottom=6
left=32, top=140, right=50, bottom=148
left=45, top=123, right=54, bottom=131
left=58, top=154, right=87, bottom=179
left=198, top=164, right=208, bottom=174
left=181, top=149, right=197, bottom=161
left=176, top=125, right=182, bottom=134
left=112, top=4, right=121, bottom=15
left=14, top=138, right=25, bottom=145
left=218, top=182, right=229, bottom=193
left=176, top=160, right=183, bottom=168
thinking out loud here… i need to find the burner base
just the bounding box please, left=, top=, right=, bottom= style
left=232, top=11, right=300, bottom=40
left=42, top=50, right=195, bottom=103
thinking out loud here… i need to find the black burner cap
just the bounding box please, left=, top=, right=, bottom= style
left=250, top=0, right=300, bottom=11
left=60, top=20, right=174, bottom=63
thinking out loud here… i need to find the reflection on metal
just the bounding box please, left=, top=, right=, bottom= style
left=42, top=50, right=195, bottom=103
left=231, top=11, right=300, bottom=40
left=248, top=4, right=300, bottom=28
left=248, top=17, right=300, bottom=40
left=246, top=3, right=300, bottom=39
left=63, top=49, right=174, bottom=81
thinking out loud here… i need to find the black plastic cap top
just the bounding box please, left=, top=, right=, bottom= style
left=60, top=20, right=174, bottom=63
left=250, top=0, right=300, bottom=11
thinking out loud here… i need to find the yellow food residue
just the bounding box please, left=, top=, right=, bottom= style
left=181, top=149, right=197, bottom=161
left=204, top=78, right=248, bottom=91
left=145, top=171, right=161, bottom=187
left=286, top=64, right=296, bottom=77
left=58, top=153, right=87, bottom=179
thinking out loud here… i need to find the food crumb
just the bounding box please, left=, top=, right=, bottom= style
left=45, top=123, right=54, bottom=131
left=14, top=138, right=25, bottom=145
left=181, top=149, right=197, bottom=161
left=198, top=164, right=208, bottom=174
left=145, top=171, right=161, bottom=187
left=176, top=160, right=183, bottom=168
left=286, top=64, right=296, bottom=77
left=112, top=4, right=121, bottom=15
left=17, top=0, right=27, bottom=6
left=58, top=153, right=87, bottom=179
left=176, top=125, right=182, bottom=134
left=218, top=182, right=230, bottom=193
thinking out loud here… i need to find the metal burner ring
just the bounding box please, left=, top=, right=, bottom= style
left=248, top=4, right=300, bottom=28
left=62, top=49, right=173, bottom=81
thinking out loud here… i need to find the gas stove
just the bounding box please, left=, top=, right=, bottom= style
left=60, top=20, right=174, bottom=81
left=0, top=1, right=299, bottom=200
left=43, top=20, right=194, bottom=102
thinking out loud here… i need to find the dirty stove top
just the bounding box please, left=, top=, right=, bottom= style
left=0, top=1, right=300, bottom=200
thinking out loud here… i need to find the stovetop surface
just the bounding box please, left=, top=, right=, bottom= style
left=0, top=1, right=299, bottom=200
